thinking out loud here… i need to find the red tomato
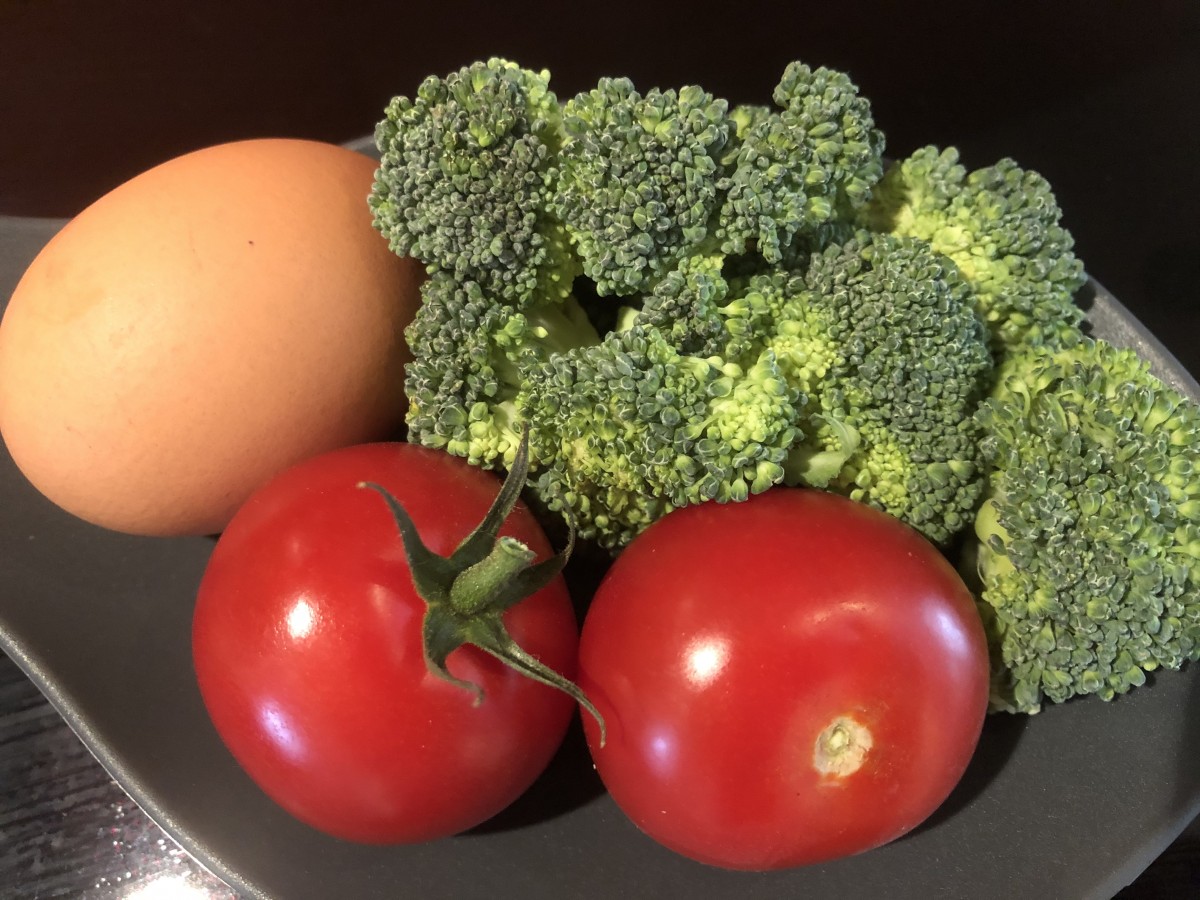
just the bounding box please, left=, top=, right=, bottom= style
left=192, top=442, right=579, bottom=844
left=577, top=488, right=990, bottom=871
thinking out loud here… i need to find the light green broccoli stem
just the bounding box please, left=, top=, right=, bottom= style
left=781, top=416, right=860, bottom=488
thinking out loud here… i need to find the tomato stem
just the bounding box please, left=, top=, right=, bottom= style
left=358, top=427, right=606, bottom=744
left=449, top=537, right=537, bottom=616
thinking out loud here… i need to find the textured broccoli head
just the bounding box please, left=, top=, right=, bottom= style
left=718, top=62, right=885, bottom=264
left=370, top=58, right=579, bottom=307
left=518, top=325, right=800, bottom=550
left=378, top=58, right=1117, bottom=567
left=972, top=336, right=1200, bottom=714
left=717, top=267, right=821, bottom=369
left=863, top=145, right=1086, bottom=359
left=549, top=78, right=735, bottom=298
left=624, top=253, right=733, bottom=358
left=861, top=143, right=965, bottom=231
left=403, top=273, right=600, bottom=470
left=770, top=232, right=993, bottom=545
left=619, top=254, right=819, bottom=373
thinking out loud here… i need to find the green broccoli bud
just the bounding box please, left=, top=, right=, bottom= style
left=772, top=232, right=994, bottom=545
left=404, top=274, right=600, bottom=470
left=371, top=58, right=579, bottom=308
left=863, top=145, right=1087, bottom=359
left=519, top=325, right=800, bottom=549
left=623, top=253, right=733, bottom=357
left=551, top=78, right=735, bottom=297
left=727, top=104, right=773, bottom=144
left=718, top=62, right=885, bottom=264
left=972, top=335, right=1200, bottom=713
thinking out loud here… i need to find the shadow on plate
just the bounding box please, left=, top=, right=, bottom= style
left=1075, top=279, right=1098, bottom=318
left=465, top=714, right=605, bottom=835
left=1172, top=661, right=1200, bottom=821
left=902, top=708, right=1029, bottom=842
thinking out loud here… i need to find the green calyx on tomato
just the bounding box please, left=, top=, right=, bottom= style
left=359, top=430, right=605, bottom=742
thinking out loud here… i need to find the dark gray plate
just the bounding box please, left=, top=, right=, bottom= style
left=1, top=209, right=1198, bottom=900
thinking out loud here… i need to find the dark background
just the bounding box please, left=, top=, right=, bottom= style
left=1, top=1, right=1197, bottom=896
left=2, top=0, right=1198, bottom=378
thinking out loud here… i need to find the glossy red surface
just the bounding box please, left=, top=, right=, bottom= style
left=579, top=490, right=990, bottom=870
left=192, top=443, right=579, bottom=843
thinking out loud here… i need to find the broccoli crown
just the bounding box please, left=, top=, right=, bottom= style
left=404, top=273, right=599, bottom=469
left=972, top=336, right=1200, bottom=713
left=518, top=325, right=800, bottom=549
left=863, top=145, right=1086, bottom=358
left=718, top=62, right=885, bottom=264
left=772, top=233, right=994, bottom=544
left=375, top=58, right=1106, bottom=557
left=370, top=58, right=579, bottom=307
left=550, top=79, right=735, bottom=297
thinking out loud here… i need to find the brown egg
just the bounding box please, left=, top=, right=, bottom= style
left=0, top=138, right=423, bottom=536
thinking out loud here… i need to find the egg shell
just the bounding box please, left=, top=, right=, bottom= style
left=0, top=138, right=423, bottom=536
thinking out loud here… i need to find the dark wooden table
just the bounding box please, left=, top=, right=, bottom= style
left=2, top=2, right=1198, bottom=897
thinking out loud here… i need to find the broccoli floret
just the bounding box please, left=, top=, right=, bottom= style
left=969, top=336, right=1200, bottom=714
left=770, top=233, right=994, bottom=545
left=514, top=232, right=993, bottom=548
left=519, top=325, right=800, bottom=549
left=623, top=253, right=733, bottom=357
left=370, top=58, right=579, bottom=307
left=404, top=273, right=600, bottom=469
left=863, top=145, right=1086, bottom=359
left=715, top=268, right=798, bottom=366
left=718, top=62, right=885, bottom=264
left=550, top=78, right=735, bottom=297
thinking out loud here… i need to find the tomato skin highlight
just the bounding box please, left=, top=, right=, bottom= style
left=578, top=488, right=990, bottom=871
left=192, top=442, right=579, bottom=844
